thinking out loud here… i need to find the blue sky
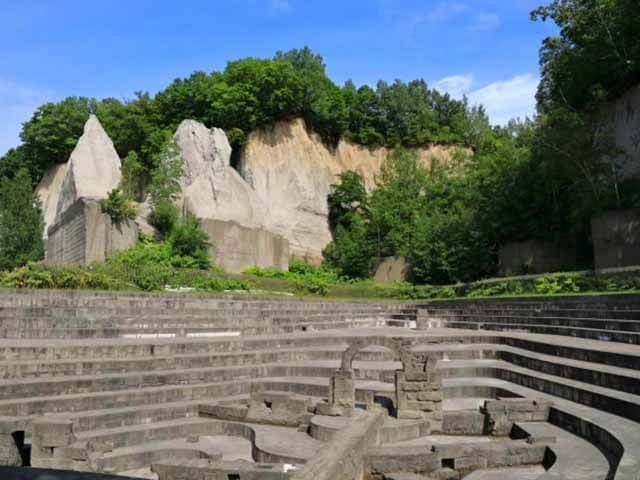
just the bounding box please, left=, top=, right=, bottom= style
left=0, top=0, right=557, bottom=155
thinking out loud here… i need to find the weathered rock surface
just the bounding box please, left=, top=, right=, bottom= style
left=55, top=115, right=122, bottom=220
left=46, top=199, right=138, bottom=265
left=610, top=84, right=640, bottom=179
left=0, top=434, right=22, bottom=466
left=200, top=218, right=289, bottom=273
left=374, top=256, right=410, bottom=283
left=174, top=120, right=269, bottom=229
left=35, top=163, right=67, bottom=238
left=238, top=117, right=470, bottom=262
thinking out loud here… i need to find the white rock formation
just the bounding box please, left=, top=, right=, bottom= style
left=55, top=115, right=122, bottom=219
left=35, top=163, right=67, bottom=237
left=238, top=117, right=470, bottom=262
left=174, top=120, right=269, bottom=229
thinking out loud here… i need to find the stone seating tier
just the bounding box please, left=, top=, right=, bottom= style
left=0, top=291, right=639, bottom=479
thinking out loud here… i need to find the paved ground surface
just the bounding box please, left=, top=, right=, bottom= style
left=463, top=466, right=546, bottom=479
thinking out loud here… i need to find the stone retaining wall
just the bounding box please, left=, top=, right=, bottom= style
left=46, top=198, right=137, bottom=265
left=200, top=218, right=289, bottom=273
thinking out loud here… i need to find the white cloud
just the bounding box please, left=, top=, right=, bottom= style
left=434, top=74, right=474, bottom=98
left=380, top=2, right=470, bottom=30
left=469, top=13, right=501, bottom=31
left=468, top=74, right=539, bottom=125
left=0, top=78, right=53, bottom=156
left=426, top=3, right=470, bottom=23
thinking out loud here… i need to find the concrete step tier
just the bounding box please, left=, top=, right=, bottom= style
left=2, top=290, right=640, bottom=479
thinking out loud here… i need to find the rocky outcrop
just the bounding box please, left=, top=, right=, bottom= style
left=55, top=115, right=122, bottom=221
left=609, top=84, right=640, bottom=179
left=174, top=120, right=269, bottom=229
left=35, top=163, right=67, bottom=238
left=39, top=115, right=469, bottom=269
left=238, top=117, right=470, bottom=262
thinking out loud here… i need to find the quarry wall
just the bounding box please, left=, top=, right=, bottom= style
left=498, top=240, right=577, bottom=275
left=609, top=83, right=640, bottom=180
left=238, top=117, right=470, bottom=263
left=46, top=199, right=138, bottom=265
left=200, top=218, right=289, bottom=273
left=38, top=115, right=466, bottom=269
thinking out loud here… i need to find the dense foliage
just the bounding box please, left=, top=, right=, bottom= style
left=0, top=170, right=44, bottom=270
left=100, top=188, right=138, bottom=222
left=525, top=0, right=640, bottom=260
left=324, top=145, right=500, bottom=284
left=1, top=47, right=489, bottom=189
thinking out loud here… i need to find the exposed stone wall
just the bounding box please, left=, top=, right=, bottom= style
left=609, top=84, right=640, bottom=180
left=46, top=199, right=138, bottom=265
left=200, top=218, right=289, bottom=273
left=374, top=257, right=410, bottom=283
left=290, top=409, right=387, bottom=480
left=395, top=366, right=443, bottom=428
left=483, top=399, right=552, bottom=436
left=35, top=163, right=67, bottom=239
left=0, top=435, right=21, bottom=467
left=238, top=117, right=472, bottom=262
left=498, top=240, right=576, bottom=275
left=591, top=208, right=640, bottom=269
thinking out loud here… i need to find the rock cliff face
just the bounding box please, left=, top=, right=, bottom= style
left=55, top=115, right=122, bottom=221
left=174, top=120, right=269, bottom=229
left=37, top=115, right=468, bottom=268
left=35, top=163, right=67, bottom=238
left=610, top=84, right=640, bottom=179
left=238, top=117, right=469, bottom=262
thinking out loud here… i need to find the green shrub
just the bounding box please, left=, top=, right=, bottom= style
left=107, top=237, right=174, bottom=267
left=244, top=259, right=339, bottom=284
left=109, top=219, right=214, bottom=272
left=149, top=199, right=179, bottom=237
left=129, top=265, right=173, bottom=291
left=0, top=263, right=124, bottom=290
left=534, top=274, right=580, bottom=295
left=296, top=278, right=329, bottom=296
left=100, top=188, right=138, bottom=221
left=167, top=215, right=211, bottom=269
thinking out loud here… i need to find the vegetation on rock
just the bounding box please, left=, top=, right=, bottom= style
left=100, top=188, right=138, bottom=222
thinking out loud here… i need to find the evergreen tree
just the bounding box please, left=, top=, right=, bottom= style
left=0, top=170, right=45, bottom=270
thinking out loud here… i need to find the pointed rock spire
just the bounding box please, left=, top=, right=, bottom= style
left=55, top=115, right=122, bottom=219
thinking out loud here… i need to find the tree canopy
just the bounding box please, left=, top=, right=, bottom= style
left=0, top=170, right=44, bottom=270
left=1, top=47, right=490, bottom=187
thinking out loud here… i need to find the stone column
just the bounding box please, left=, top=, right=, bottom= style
left=247, top=383, right=271, bottom=417
left=330, top=369, right=356, bottom=410
left=31, top=417, right=76, bottom=469
left=395, top=355, right=443, bottom=431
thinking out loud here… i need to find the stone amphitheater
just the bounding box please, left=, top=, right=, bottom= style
left=0, top=290, right=639, bottom=480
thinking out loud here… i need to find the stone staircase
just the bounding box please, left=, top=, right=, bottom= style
left=0, top=290, right=638, bottom=479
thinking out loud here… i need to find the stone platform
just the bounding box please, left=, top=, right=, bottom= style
left=0, top=290, right=638, bottom=479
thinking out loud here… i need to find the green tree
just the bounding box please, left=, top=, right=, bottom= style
left=0, top=170, right=45, bottom=270
left=327, top=170, right=368, bottom=231
left=0, top=147, right=30, bottom=182
left=323, top=214, right=374, bottom=279
left=96, top=92, right=159, bottom=170
left=275, top=47, right=348, bottom=145
left=168, top=214, right=211, bottom=269
left=532, top=0, right=640, bottom=113
left=369, top=149, right=429, bottom=257
left=20, top=97, right=97, bottom=179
